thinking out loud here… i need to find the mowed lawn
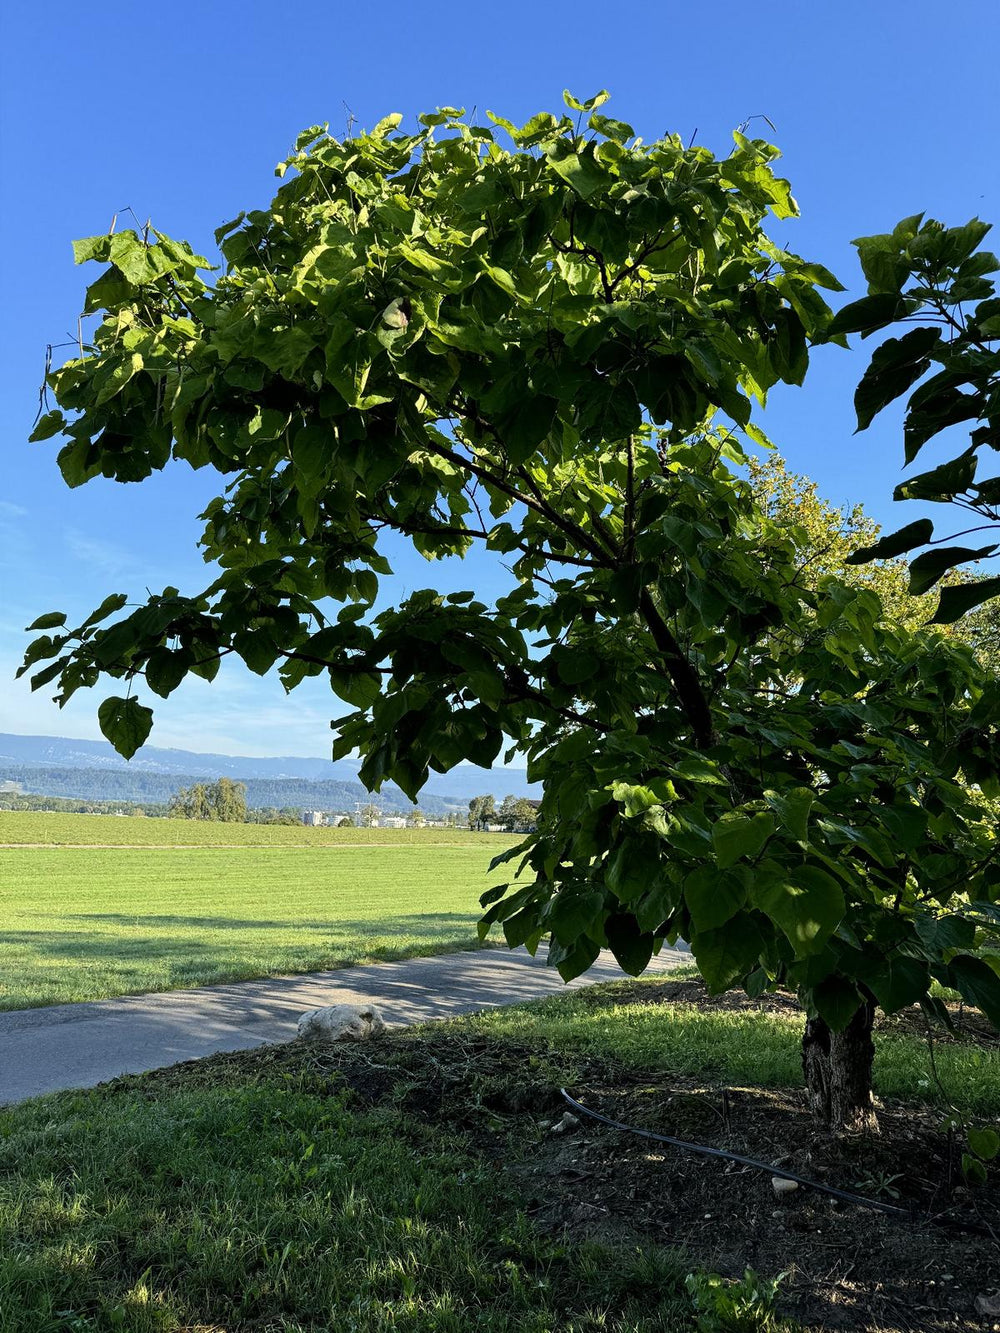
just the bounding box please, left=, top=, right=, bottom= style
left=0, top=813, right=517, bottom=1011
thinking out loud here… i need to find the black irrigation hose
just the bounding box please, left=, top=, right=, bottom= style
left=559, top=1088, right=996, bottom=1239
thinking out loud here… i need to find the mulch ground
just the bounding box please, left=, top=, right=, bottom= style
left=123, top=978, right=1000, bottom=1333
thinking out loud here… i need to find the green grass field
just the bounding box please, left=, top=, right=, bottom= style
left=0, top=812, right=517, bottom=1011
left=0, top=810, right=489, bottom=847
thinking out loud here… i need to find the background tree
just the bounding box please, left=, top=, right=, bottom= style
left=359, top=803, right=380, bottom=828
left=214, top=776, right=248, bottom=822
left=497, top=794, right=519, bottom=831
left=826, top=214, right=1000, bottom=619
left=169, top=782, right=213, bottom=820
left=406, top=807, right=426, bottom=827
left=513, top=797, right=538, bottom=831
left=749, top=453, right=1000, bottom=672
left=468, top=795, right=496, bottom=832
left=168, top=778, right=247, bottom=821
left=337, top=815, right=353, bottom=827
left=20, top=98, right=1000, bottom=1129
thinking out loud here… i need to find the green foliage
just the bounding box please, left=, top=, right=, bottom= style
left=685, top=1269, right=791, bottom=1333
left=833, top=214, right=1000, bottom=613
left=20, top=99, right=1000, bottom=1108
left=97, top=695, right=152, bottom=760
left=959, top=1118, right=1000, bottom=1186
left=168, top=776, right=248, bottom=821
left=469, top=793, right=497, bottom=830
left=749, top=452, right=1000, bottom=676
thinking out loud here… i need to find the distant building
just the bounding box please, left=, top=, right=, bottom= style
left=302, top=811, right=326, bottom=826
left=379, top=816, right=407, bottom=829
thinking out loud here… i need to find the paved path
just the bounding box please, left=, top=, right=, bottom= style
left=0, top=946, right=687, bottom=1105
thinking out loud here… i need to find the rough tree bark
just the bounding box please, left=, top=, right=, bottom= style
left=801, top=999, right=878, bottom=1133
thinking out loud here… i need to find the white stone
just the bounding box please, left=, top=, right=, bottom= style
left=296, top=1004, right=385, bottom=1043
left=550, top=1112, right=580, bottom=1135
left=771, top=1176, right=799, bottom=1196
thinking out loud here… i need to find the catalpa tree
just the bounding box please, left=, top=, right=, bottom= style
left=22, top=95, right=1000, bottom=1130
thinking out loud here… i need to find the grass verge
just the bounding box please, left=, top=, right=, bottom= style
left=460, top=974, right=1000, bottom=1118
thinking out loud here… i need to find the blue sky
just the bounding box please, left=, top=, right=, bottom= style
left=2, top=0, right=997, bottom=758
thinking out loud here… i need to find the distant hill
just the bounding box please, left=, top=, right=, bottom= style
left=0, top=763, right=425, bottom=814
left=0, top=733, right=540, bottom=812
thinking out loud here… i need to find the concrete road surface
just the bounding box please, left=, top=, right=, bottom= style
left=0, top=945, right=688, bottom=1105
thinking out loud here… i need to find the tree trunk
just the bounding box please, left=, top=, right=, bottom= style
left=801, top=999, right=878, bottom=1133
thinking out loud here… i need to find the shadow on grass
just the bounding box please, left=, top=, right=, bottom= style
left=51, top=910, right=480, bottom=934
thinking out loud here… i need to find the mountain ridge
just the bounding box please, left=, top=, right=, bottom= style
left=0, top=732, right=540, bottom=808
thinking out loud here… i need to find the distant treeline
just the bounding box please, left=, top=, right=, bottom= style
left=0, top=764, right=454, bottom=814
left=0, top=790, right=325, bottom=824
left=0, top=791, right=172, bottom=817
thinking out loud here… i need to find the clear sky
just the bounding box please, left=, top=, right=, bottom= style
left=1, top=0, right=997, bottom=758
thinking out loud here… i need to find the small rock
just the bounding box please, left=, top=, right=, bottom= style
left=772, top=1176, right=799, bottom=1196
left=976, top=1293, right=1000, bottom=1318
left=296, top=1004, right=385, bottom=1043
left=550, top=1112, right=580, bottom=1135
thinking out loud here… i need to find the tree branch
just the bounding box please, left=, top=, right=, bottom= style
left=639, top=587, right=715, bottom=749
left=277, top=648, right=391, bottom=674
left=428, top=424, right=611, bottom=564
left=624, top=435, right=635, bottom=560
left=374, top=510, right=603, bottom=569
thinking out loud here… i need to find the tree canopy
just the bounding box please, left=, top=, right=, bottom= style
left=20, top=96, right=1000, bottom=1126
left=750, top=452, right=1000, bottom=673
left=169, top=777, right=248, bottom=822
